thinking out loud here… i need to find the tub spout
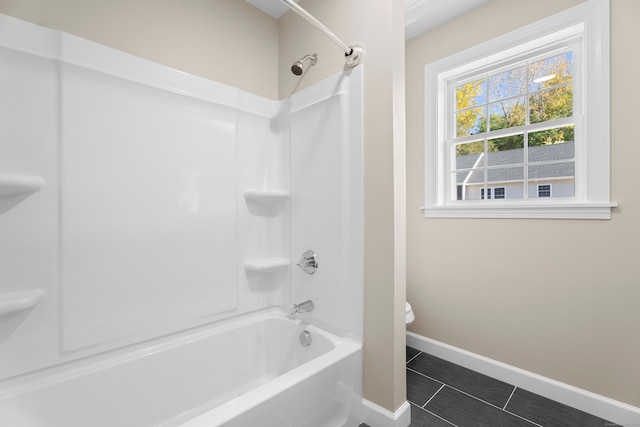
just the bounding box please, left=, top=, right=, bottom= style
left=291, top=300, right=314, bottom=316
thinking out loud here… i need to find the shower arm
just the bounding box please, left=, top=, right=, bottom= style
left=279, top=0, right=364, bottom=67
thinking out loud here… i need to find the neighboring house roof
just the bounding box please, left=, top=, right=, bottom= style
left=456, top=142, right=574, bottom=184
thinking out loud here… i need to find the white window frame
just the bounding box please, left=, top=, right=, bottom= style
left=423, top=0, right=615, bottom=219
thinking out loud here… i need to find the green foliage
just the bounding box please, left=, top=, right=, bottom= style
left=455, top=53, right=574, bottom=149
left=455, top=79, right=485, bottom=137
left=456, top=140, right=485, bottom=156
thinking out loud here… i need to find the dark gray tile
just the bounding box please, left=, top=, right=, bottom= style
left=407, top=368, right=443, bottom=406
left=407, top=352, right=515, bottom=407
left=426, top=386, right=539, bottom=427
left=406, top=346, right=421, bottom=362
left=409, top=402, right=454, bottom=427
left=506, top=388, right=621, bottom=427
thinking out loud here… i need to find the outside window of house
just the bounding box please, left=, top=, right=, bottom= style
left=423, top=0, right=614, bottom=219
left=481, top=187, right=506, bottom=200
left=538, top=184, right=552, bottom=198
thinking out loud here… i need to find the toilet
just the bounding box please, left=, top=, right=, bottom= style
left=405, top=301, right=415, bottom=327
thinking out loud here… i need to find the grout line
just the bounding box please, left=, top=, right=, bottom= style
left=407, top=367, right=502, bottom=410
left=406, top=350, right=545, bottom=427
left=422, top=383, right=446, bottom=409
left=438, top=384, right=543, bottom=427
left=405, top=350, right=422, bottom=365
left=504, top=386, right=517, bottom=410
left=420, top=406, right=459, bottom=427
left=407, top=367, right=446, bottom=388
left=410, top=402, right=459, bottom=427
left=502, top=407, right=544, bottom=427
left=435, top=383, right=514, bottom=415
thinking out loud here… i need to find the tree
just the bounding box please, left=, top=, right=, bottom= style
left=454, top=52, right=574, bottom=153
left=455, top=79, right=484, bottom=137
left=455, top=79, right=487, bottom=156
left=528, top=53, right=574, bottom=146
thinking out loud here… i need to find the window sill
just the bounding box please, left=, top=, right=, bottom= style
left=422, top=202, right=618, bottom=220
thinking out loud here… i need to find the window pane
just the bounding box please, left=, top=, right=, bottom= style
left=528, top=178, right=574, bottom=198
left=529, top=52, right=573, bottom=92
left=456, top=141, right=485, bottom=169
left=488, top=167, right=525, bottom=199
left=487, top=166, right=524, bottom=182
left=488, top=66, right=526, bottom=102
left=528, top=126, right=574, bottom=148
left=529, top=85, right=573, bottom=124
left=455, top=171, right=484, bottom=200
left=456, top=107, right=486, bottom=137
left=528, top=161, right=574, bottom=180
left=456, top=78, right=486, bottom=110
left=487, top=134, right=524, bottom=166
left=489, top=97, right=526, bottom=131
left=529, top=141, right=574, bottom=164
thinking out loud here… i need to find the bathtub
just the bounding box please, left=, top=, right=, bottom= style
left=0, top=308, right=362, bottom=427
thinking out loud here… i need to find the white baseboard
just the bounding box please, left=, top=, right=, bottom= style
left=362, top=399, right=411, bottom=427
left=407, top=331, right=640, bottom=426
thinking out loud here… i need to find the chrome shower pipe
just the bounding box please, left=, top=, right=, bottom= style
left=279, top=0, right=364, bottom=67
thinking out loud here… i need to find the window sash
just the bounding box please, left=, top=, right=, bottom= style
left=447, top=116, right=579, bottom=201
left=451, top=48, right=575, bottom=141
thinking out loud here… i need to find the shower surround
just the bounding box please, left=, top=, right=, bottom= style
left=0, top=13, right=363, bottom=426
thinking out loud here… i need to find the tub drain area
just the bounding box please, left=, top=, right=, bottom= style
left=299, top=330, right=312, bottom=347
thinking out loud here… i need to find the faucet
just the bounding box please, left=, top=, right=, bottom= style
left=291, top=300, right=314, bottom=316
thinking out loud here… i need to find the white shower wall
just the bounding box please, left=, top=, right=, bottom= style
left=0, top=13, right=362, bottom=379
left=289, top=75, right=364, bottom=336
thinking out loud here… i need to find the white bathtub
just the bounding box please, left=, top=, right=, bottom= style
left=0, top=308, right=362, bottom=427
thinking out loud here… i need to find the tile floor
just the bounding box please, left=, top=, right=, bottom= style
left=361, top=347, right=620, bottom=427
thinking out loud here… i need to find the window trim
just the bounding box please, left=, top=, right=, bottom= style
left=423, top=0, right=615, bottom=219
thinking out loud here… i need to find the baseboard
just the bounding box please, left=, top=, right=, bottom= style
left=407, top=331, right=640, bottom=426
left=362, top=399, right=411, bottom=427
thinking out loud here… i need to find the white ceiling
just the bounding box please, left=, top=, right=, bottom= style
left=405, top=0, right=492, bottom=40
left=244, top=0, right=298, bottom=20
left=244, top=0, right=492, bottom=40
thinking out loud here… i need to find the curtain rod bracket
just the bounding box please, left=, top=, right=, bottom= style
left=345, top=45, right=364, bottom=67
left=280, top=0, right=365, bottom=68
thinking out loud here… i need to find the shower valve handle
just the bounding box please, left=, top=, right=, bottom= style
left=297, top=250, right=318, bottom=275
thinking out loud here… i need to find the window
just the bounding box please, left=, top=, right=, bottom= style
left=480, top=187, right=506, bottom=200
left=538, top=184, right=552, bottom=198
left=423, top=0, right=614, bottom=219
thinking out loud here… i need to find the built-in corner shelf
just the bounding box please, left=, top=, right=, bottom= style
left=243, top=189, right=289, bottom=204
left=244, top=257, right=290, bottom=273
left=0, top=289, right=45, bottom=316
left=243, top=189, right=289, bottom=215
left=0, top=174, right=45, bottom=198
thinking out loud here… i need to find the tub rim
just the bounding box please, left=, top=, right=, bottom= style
left=0, top=306, right=362, bottom=411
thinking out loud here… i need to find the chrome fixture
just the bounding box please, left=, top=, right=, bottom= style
left=291, top=300, right=314, bottom=316
left=291, top=53, right=317, bottom=76
left=297, top=250, right=318, bottom=275
left=299, top=330, right=312, bottom=347
left=279, top=0, right=364, bottom=68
